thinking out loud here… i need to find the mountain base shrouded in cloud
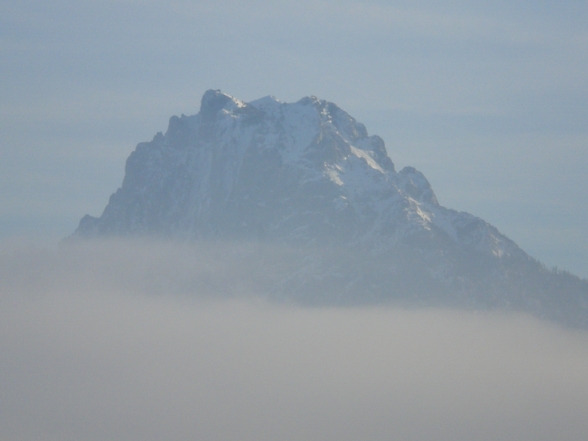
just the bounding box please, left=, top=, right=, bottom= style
left=69, top=90, right=588, bottom=328
left=2, top=239, right=588, bottom=441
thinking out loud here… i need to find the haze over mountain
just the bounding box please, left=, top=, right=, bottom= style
left=74, top=90, right=588, bottom=328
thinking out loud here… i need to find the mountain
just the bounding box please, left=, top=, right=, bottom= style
left=73, top=89, right=588, bottom=327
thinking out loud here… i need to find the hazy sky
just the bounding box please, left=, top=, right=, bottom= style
left=2, top=240, right=588, bottom=441
left=1, top=0, right=587, bottom=276
left=3, top=5, right=588, bottom=438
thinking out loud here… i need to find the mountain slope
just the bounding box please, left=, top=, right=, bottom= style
left=76, top=91, right=518, bottom=256
left=73, top=90, right=588, bottom=327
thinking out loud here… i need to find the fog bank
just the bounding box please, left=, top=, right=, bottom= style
left=2, top=240, right=588, bottom=441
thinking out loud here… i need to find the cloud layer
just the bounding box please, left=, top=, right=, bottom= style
left=2, top=239, right=588, bottom=441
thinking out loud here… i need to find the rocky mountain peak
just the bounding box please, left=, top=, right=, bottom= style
left=73, top=90, right=509, bottom=257
left=71, top=90, right=588, bottom=328
left=199, top=89, right=244, bottom=119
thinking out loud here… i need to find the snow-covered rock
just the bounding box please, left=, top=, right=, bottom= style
left=74, top=90, right=520, bottom=258
left=72, top=90, right=588, bottom=328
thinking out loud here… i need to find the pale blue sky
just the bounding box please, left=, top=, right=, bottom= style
left=2, top=0, right=587, bottom=276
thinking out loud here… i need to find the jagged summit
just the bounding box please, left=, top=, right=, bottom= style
left=199, top=89, right=246, bottom=119
left=74, top=89, right=516, bottom=257
left=73, top=90, right=588, bottom=328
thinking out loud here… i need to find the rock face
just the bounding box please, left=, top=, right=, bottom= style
left=74, top=90, right=588, bottom=327
left=76, top=90, right=515, bottom=255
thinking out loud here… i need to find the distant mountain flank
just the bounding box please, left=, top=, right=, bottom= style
left=74, top=90, right=588, bottom=328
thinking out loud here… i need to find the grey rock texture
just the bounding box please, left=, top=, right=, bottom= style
left=74, top=90, right=588, bottom=327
